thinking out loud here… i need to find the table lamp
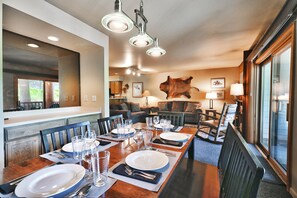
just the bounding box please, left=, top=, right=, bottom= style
left=230, top=83, right=244, bottom=99
left=142, top=90, right=151, bottom=107
left=206, top=92, right=217, bottom=109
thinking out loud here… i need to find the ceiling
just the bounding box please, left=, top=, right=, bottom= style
left=5, top=0, right=287, bottom=75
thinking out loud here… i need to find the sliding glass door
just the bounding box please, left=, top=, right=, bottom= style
left=270, top=47, right=291, bottom=170
left=259, top=46, right=291, bottom=173
left=259, top=61, right=271, bottom=151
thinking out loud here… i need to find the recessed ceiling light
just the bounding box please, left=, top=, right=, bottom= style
left=48, top=36, right=59, bottom=41
left=27, top=43, right=39, bottom=48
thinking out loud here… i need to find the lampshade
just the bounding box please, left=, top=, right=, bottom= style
left=142, top=90, right=151, bottom=97
left=101, top=0, right=133, bottom=33
left=206, top=92, right=217, bottom=99
left=146, top=38, right=166, bottom=57
left=230, top=83, right=244, bottom=96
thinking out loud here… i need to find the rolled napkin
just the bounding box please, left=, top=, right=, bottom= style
left=170, top=126, right=183, bottom=132
left=0, top=182, right=16, bottom=194
left=153, top=138, right=183, bottom=147
left=112, top=164, right=162, bottom=184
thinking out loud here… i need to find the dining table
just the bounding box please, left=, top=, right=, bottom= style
left=0, top=123, right=219, bottom=198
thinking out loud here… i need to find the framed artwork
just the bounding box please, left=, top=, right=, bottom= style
left=212, top=90, right=225, bottom=100
left=211, top=78, right=225, bottom=89
left=132, top=82, right=143, bottom=98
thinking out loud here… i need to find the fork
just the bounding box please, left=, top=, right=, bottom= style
left=124, top=165, right=156, bottom=179
left=124, top=169, right=155, bottom=180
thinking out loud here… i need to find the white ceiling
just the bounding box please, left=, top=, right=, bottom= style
left=12, top=0, right=288, bottom=74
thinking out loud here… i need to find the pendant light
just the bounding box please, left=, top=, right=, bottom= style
left=101, top=0, right=133, bottom=33
left=146, top=38, right=166, bottom=57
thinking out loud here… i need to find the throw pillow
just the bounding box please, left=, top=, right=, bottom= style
left=185, top=103, right=198, bottom=112
left=172, top=101, right=184, bottom=112
left=120, top=103, right=128, bottom=110
left=131, top=103, right=141, bottom=112
left=158, top=102, right=168, bottom=111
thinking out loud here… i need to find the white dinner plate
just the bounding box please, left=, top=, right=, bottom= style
left=111, top=128, right=136, bottom=135
left=154, top=124, right=174, bottom=129
left=62, top=140, right=99, bottom=152
left=160, top=132, right=188, bottom=142
left=15, top=164, right=85, bottom=197
left=125, top=150, right=169, bottom=171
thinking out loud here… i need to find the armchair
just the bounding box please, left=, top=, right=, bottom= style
left=196, top=103, right=237, bottom=143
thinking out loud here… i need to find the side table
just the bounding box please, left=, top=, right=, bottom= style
left=205, top=109, right=217, bottom=120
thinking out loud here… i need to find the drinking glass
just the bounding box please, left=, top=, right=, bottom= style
left=91, top=151, right=110, bottom=187
left=163, top=120, right=171, bottom=132
left=71, top=135, right=84, bottom=164
left=146, top=117, right=153, bottom=129
left=125, top=119, right=133, bottom=134
left=133, top=131, right=144, bottom=150
left=117, top=123, right=125, bottom=137
left=153, top=116, right=159, bottom=126
left=82, top=141, right=97, bottom=178
left=143, top=130, right=153, bottom=149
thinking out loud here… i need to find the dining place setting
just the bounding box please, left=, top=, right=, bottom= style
left=0, top=116, right=195, bottom=197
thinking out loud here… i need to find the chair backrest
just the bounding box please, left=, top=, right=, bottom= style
left=97, top=114, right=123, bottom=135
left=220, top=104, right=237, bottom=127
left=219, top=123, right=264, bottom=198
left=158, top=112, right=185, bottom=126
left=217, top=122, right=238, bottom=180
left=40, top=121, right=91, bottom=153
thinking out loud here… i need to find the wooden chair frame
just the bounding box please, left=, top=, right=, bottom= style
left=40, top=121, right=91, bottom=153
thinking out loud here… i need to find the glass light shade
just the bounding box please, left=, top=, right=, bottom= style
left=230, top=83, right=244, bottom=96
left=101, top=12, right=133, bottom=33
left=206, top=92, right=217, bottom=99
left=146, top=46, right=166, bottom=57
left=129, top=33, right=153, bottom=47
left=126, top=68, right=132, bottom=74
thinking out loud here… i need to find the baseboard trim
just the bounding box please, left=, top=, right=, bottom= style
left=290, top=187, right=297, bottom=198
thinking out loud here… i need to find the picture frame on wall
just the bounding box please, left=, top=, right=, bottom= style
left=212, top=90, right=225, bottom=100
left=132, top=82, right=143, bottom=98
left=211, top=78, right=225, bottom=89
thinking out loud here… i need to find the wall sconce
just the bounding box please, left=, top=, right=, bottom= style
left=206, top=92, right=217, bottom=109
left=142, top=90, right=151, bottom=106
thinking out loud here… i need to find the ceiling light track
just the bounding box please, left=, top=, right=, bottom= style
left=102, top=0, right=166, bottom=57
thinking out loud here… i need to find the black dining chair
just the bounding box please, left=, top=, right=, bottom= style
left=97, top=114, right=124, bottom=135
left=158, top=112, right=185, bottom=126
left=40, top=121, right=91, bottom=153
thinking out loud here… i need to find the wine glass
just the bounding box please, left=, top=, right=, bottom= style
left=133, top=131, right=144, bottom=151
left=153, top=116, right=159, bottom=126
left=84, top=130, right=97, bottom=145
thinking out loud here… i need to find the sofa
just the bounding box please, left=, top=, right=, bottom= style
left=157, top=101, right=202, bottom=124
left=110, top=102, right=148, bottom=123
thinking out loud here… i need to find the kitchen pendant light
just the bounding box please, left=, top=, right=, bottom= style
left=129, top=23, right=153, bottom=47
left=101, top=0, right=133, bottom=33
left=146, top=38, right=166, bottom=57
left=102, top=0, right=166, bottom=56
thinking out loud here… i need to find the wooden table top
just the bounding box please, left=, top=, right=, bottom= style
left=0, top=125, right=219, bottom=198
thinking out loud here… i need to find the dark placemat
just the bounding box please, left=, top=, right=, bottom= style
left=113, top=164, right=162, bottom=184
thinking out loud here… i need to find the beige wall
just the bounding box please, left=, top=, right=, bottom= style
left=59, top=53, right=80, bottom=107
left=80, top=46, right=105, bottom=113
left=113, top=67, right=240, bottom=112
